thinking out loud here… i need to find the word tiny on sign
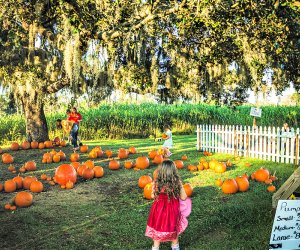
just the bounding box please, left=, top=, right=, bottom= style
left=269, top=200, right=300, bottom=249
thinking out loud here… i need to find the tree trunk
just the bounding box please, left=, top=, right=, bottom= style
left=22, top=91, right=49, bottom=142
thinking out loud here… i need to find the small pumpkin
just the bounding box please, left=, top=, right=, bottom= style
left=254, top=168, right=270, bottom=182
left=187, top=164, right=197, bottom=172
left=174, top=160, right=184, bottom=169
left=88, top=150, right=98, bottom=159
left=4, top=203, right=11, bottom=210
left=30, top=180, right=44, bottom=193
left=11, top=142, right=19, bottom=151
left=265, top=179, right=273, bottom=185
left=128, top=146, right=137, bottom=154
left=4, top=179, right=17, bottom=192
left=197, top=163, right=204, bottom=171
left=152, top=154, right=164, bottom=164
left=84, top=160, right=94, bottom=169
left=65, top=180, right=74, bottom=189
left=221, top=179, right=238, bottom=194
left=124, top=161, right=133, bottom=169
left=135, top=156, right=150, bottom=169
left=77, top=165, right=88, bottom=177
left=60, top=140, right=67, bottom=147
left=70, top=153, right=80, bottom=162
left=56, top=151, right=66, bottom=161
left=82, top=168, right=95, bottom=180
left=13, top=176, right=23, bottom=189
left=209, top=159, right=218, bottom=170
left=10, top=205, right=17, bottom=211
left=267, top=185, right=276, bottom=193
left=24, top=161, right=37, bottom=171
left=215, top=179, right=223, bottom=187
left=203, top=161, right=209, bottom=169
left=21, top=141, right=31, bottom=150
left=52, top=154, right=61, bottom=163
left=214, top=162, right=227, bottom=173
left=138, top=175, right=153, bottom=189
left=30, top=141, right=39, bottom=149
left=181, top=155, right=188, bottom=161
left=118, top=148, right=129, bottom=159
left=14, top=191, right=33, bottom=207
left=148, top=150, right=158, bottom=159
left=23, top=176, right=38, bottom=189
left=80, top=145, right=89, bottom=153
left=144, top=183, right=154, bottom=200
left=93, top=146, right=103, bottom=157
left=40, top=174, right=48, bottom=180
left=8, top=165, right=16, bottom=172
left=235, top=176, right=249, bottom=192
left=2, top=153, right=14, bottom=164
left=38, top=142, right=45, bottom=149
left=183, top=183, right=193, bottom=197
left=105, top=150, right=113, bottom=158
left=44, top=141, right=53, bottom=148
left=93, top=166, right=104, bottom=178
left=108, top=160, right=120, bottom=170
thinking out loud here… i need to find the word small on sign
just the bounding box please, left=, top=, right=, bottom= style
left=250, top=107, right=262, bottom=117
left=269, top=200, right=300, bottom=249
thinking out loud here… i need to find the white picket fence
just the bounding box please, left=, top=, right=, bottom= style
left=196, top=125, right=300, bottom=165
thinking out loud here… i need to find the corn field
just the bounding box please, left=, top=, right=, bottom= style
left=0, top=104, right=299, bottom=144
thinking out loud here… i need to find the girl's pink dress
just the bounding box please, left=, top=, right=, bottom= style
left=145, top=192, right=188, bottom=242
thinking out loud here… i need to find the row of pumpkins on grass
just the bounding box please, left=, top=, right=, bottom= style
left=215, top=167, right=278, bottom=194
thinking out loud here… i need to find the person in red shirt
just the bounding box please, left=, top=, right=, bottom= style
left=68, top=107, right=82, bottom=151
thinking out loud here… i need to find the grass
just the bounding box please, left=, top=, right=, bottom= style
left=0, top=135, right=297, bottom=250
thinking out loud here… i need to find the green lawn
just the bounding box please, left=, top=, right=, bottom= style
left=0, top=135, right=297, bottom=250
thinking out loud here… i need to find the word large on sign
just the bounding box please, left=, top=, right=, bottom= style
left=269, top=200, right=300, bottom=249
left=250, top=107, right=262, bottom=117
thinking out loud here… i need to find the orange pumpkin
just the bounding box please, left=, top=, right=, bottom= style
left=40, top=174, right=48, bottom=180
left=136, top=156, right=150, bottom=169
left=197, top=163, right=204, bottom=171
left=152, top=154, right=164, bottom=164
left=82, top=168, right=95, bottom=180
left=0, top=183, right=3, bottom=192
left=108, top=160, right=120, bottom=170
left=14, top=191, right=33, bottom=207
left=153, top=169, right=159, bottom=180
left=88, top=150, right=98, bottom=159
left=181, top=155, right=188, bottom=161
left=52, top=154, right=61, bottom=163
left=183, top=183, right=193, bottom=197
left=174, top=160, right=184, bottom=169
left=77, top=165, right=88, bottom=177
left=44, top=141, right=53, bottom=148
left=70, top=153, right=80, bottom=162
left=54, top=164, right=77, bottom=185
left=66, top=180, right=74, bottom=189
left=221, top=179, right=238, bottom=194
left=4, top=179, right=17, bottom=192
left=2, top=153, right=14, bottom=164
left=21, top=141, right=31, bottom=150
left=10, top=205, right=17, bottom=211
left=30, top=180, right=44, bottom=193
left=144, top=183, right=154, bottom=200
left=93, top=166, right=104, bottom=178
left=148, top=150, right=158, bottom=159
left=214, top=162, right=227, bottom=173
left=138, top=175, right=153, bottom=189
left=60, top=140, right=67, bottom=147
left=226, top=160, right=232, bottom=167
left=80, top=145, right=89, bottom=153
left=215, top=179, right=223, bottom=187
left=235, top=176, right=249, bottom=192
left=4, top=203, right=11, bottom=210
left=244, top=162, right=251, bottom=168
left=128, top=146, right=137, bottom=154
left=70, top=162, right=81, bottom=170
left=23, top=176, right=38, bottom=189
left=13, top=176, right=23, bottom=189
left=265, top=179, right=273, bottom=184
left=254, top=168, right=270, bottom=182
left=19, top=167, right=26, bottom=173
left=49, top=149, right=57, bottom=157
left=24, top=161, right=37, bottom=171
left=203, top=161, right=209, bottom=169
left=30, top=141, right=39, bottom=149
left=11, top=142, right=19, bottom=151
left=187, top=164, right=197, bottom=172
left=118, top=148, right=129, bottom=159
left=105, top=150, right=113, bottom=158
left=267, top=185, right=276, bottom=193
left=84, top=160, right=94, bottom=169
left=209, top=160, right=218, bottom=170
left=38, top=142, right=45, bottom=149
left=124, top=161, right=133, bottom=169
left=8, top=164, right=15, bottom=172
left=56, top=151, right=66, bottom=161
left=270, top=174, right=278, bottom=182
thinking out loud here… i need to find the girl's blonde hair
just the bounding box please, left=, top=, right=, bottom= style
left=154, top=160, right=181, bottom=199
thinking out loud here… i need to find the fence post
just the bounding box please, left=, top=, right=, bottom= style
left=295, top=133, right=299, bottom=165
left=196, top=125, right=201, bottom=151
left=246, top=130, right=249, bottom=157
left=234, top=127, right=237, bottom=157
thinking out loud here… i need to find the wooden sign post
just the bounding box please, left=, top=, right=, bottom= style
left=269, top=200, right=300, bottom=249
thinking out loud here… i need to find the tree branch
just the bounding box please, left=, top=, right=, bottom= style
left=46, top=78, right=70, bottom=94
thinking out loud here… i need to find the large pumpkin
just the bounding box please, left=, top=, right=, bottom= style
left=4, top=179, right=17, bottom=192
left=11, top=142, right=19, bottom=151
left=70, top=153, right=80, bottom=162
left=21, top=141, right=31, bottom=150
left=56, top=151, right=66, bottom=161
left=235, top=176, right=249, bottom=192
left=214, top=162, right=227, bottom=173
left=144, top=183, right=154, bottom=200
left=221, top=179, right=238, bottom=194
left=55, top=164, right=77, bottom=185
left=2, top=153, right=14, bottom=164
left=82, top=168, right=95, bottom=180
left=13, top=176, right=24, bottom=189
left=118, top=148, right=129, bottom=159
left=24, top=161, right=37, bottom=171
left=93, top=166, right=104, bottom=178
left=148, top=150, right=158, bottom=159
left=174, top=160, right=184, bottom=169
left=80, top=145, right=89, bottom=153
left=30, top=141, right=39, bottom=149
left=23, top=176, right=38, bottom=189
left=108, top=160, right=120, bottom=170
left=138, top=175, right=153, bottom=189
left=209, top=159, right=218, bottom=170
left=77, top=165, right=88, bottom=177
left=136, top=156, right=150, bottom=169
left=30, top=181, right=44, bottom=193
left=254, top=168, right=270, bottom=182
left=84, top=160, right=94, bottom=169
left=14, top=191, right=33, bottom=207
left=183, top=183, right=193, bottom=197
left=88, top=150, right=98, bottom=159
left=152, top=154, right=164, bottom=164
left=70, top=162, right=81, bottom=170
left=44, top=141, right=53, bottom=148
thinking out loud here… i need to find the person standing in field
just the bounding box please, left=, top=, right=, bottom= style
left=145, top=160, right=189, bottom=250
left=68, top=107, right=82, bottom=151
left=162, top=124, right=173, bottom=157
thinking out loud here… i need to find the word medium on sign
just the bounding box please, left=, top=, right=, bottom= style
left=269, top=200, right=300, bottom=249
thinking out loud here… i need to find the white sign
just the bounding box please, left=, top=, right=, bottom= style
left=269, top=200, right=300, bottom=249
left=250, top=107, right=262, bottom=117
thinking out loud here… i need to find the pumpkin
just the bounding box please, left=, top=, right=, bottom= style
left=23, top=176, right=38, bottom=189
left=52, top=154, right=60, bottom=163
left=187, top=164, right=197, bottom=172
left=209, top=160, right=218, bottom=170
left=10, top=205, right=17, bottom=211
left=215, top=179, right=223, bottom=187
left=43, top=152, right=52, bottom=161
left=8, top=165, right=15, bottom=172
left=221, top=179, right=238, bottom=194
left=226, top=160, right=232, bottom=167
left=84, top=160, right=94, bottom=169
left=133, top=167, right=140, bottom=171
left=80, top=145, right=89, bottom=153
left=53, top=137, right=60, bottom=145
left=124, top=161, right=133, bottom=169
left=61, top=185, right=66, bottom=189
left=82, top=168, right=95, bottom=180
left=19, top=167, right=26, bottom=173
left=13, top=176, right=23, bottom=189
left=38, top=142, right=45, bottom=149
left=44, top=141, right=53, bottom=148
left=88, top=150, right=98, bottom=159
left=153, top=169, right=158, bottom=180
left=105, top=150, right=113, bottom=158
left=2, top=153, right=14, bottom=164
left=251, top=172, right=256, bottom=180
left=214, top=162, right=227, bottom=173
left=0, top=183, right=3, bottom=191
left=56, top=151, right=66, bottom=161
left=254, top=168, right=270, bottom=182
left=4, top=179, right=17, bottom=192
left=242, top=173, right=249, bottom=180
left=24, top=161, right=37, bottom=171
left=70, top=162, right=81, bottom=170
left=148, top=150, right=158, bottom=159
left=50, top=149, right=57, bottom=157
left=30, top=181, right=44, bottom=193
left=183, top=183, right=193, bottom=197
left=157, top=148, right=165, bottom=155
left=138, top=175, right=153, bottom=189
left=267, top=185, right=276, bottom=193
left=54, top=164, right=77, bottom=185
left=181, top=155, right=188, bottom=161
left=66, top=180, right=74, bottom=189
left=30, top=141, right=39, bottom=149
left=203, top=161, right=209, bottom=169
left=77, top=165, right=88, bottom=177
left=270, top=173, right=278, bottom=181
left=4, top=204, right=11, bottom=210
left=174, top=160, right=184, bottom=169
left=235, top=176, right=249, bottom=192
left=93, top=147, right=103, bottom=157
left=48, top=181, right=55, bottom=186
left=152, top=154, right=164, bottom=164
left=128, top=146, right=137, bottom=154
left=40, top=174, right=48, bottom=180
left=144, top=183, right=153, bottom=200
left=11, top=142, right=19, bottom=151
left=136, top=156, right=150, bottom=169
left=244, top=162, right=251, bottom=168
left=162, top=133, right=167, bottom=139
left=21, top=141, right=31, bottom=150
left=14, top=191, right=33, bottom=207
left=108, top=160, right=120, bottom=170
left=93, top=166, right=104, bottom=178
left=197, top=163, right=204, bottom=171
left=60, top=140, right=67, bottom=147
left=70, top=153, right=80, bottom=162
left=118, top=148, right=129, bottom=159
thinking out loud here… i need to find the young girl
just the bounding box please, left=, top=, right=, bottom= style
left=145, top=160, right=188, bottom=250
left=162, top=124, right=173, bottom=157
